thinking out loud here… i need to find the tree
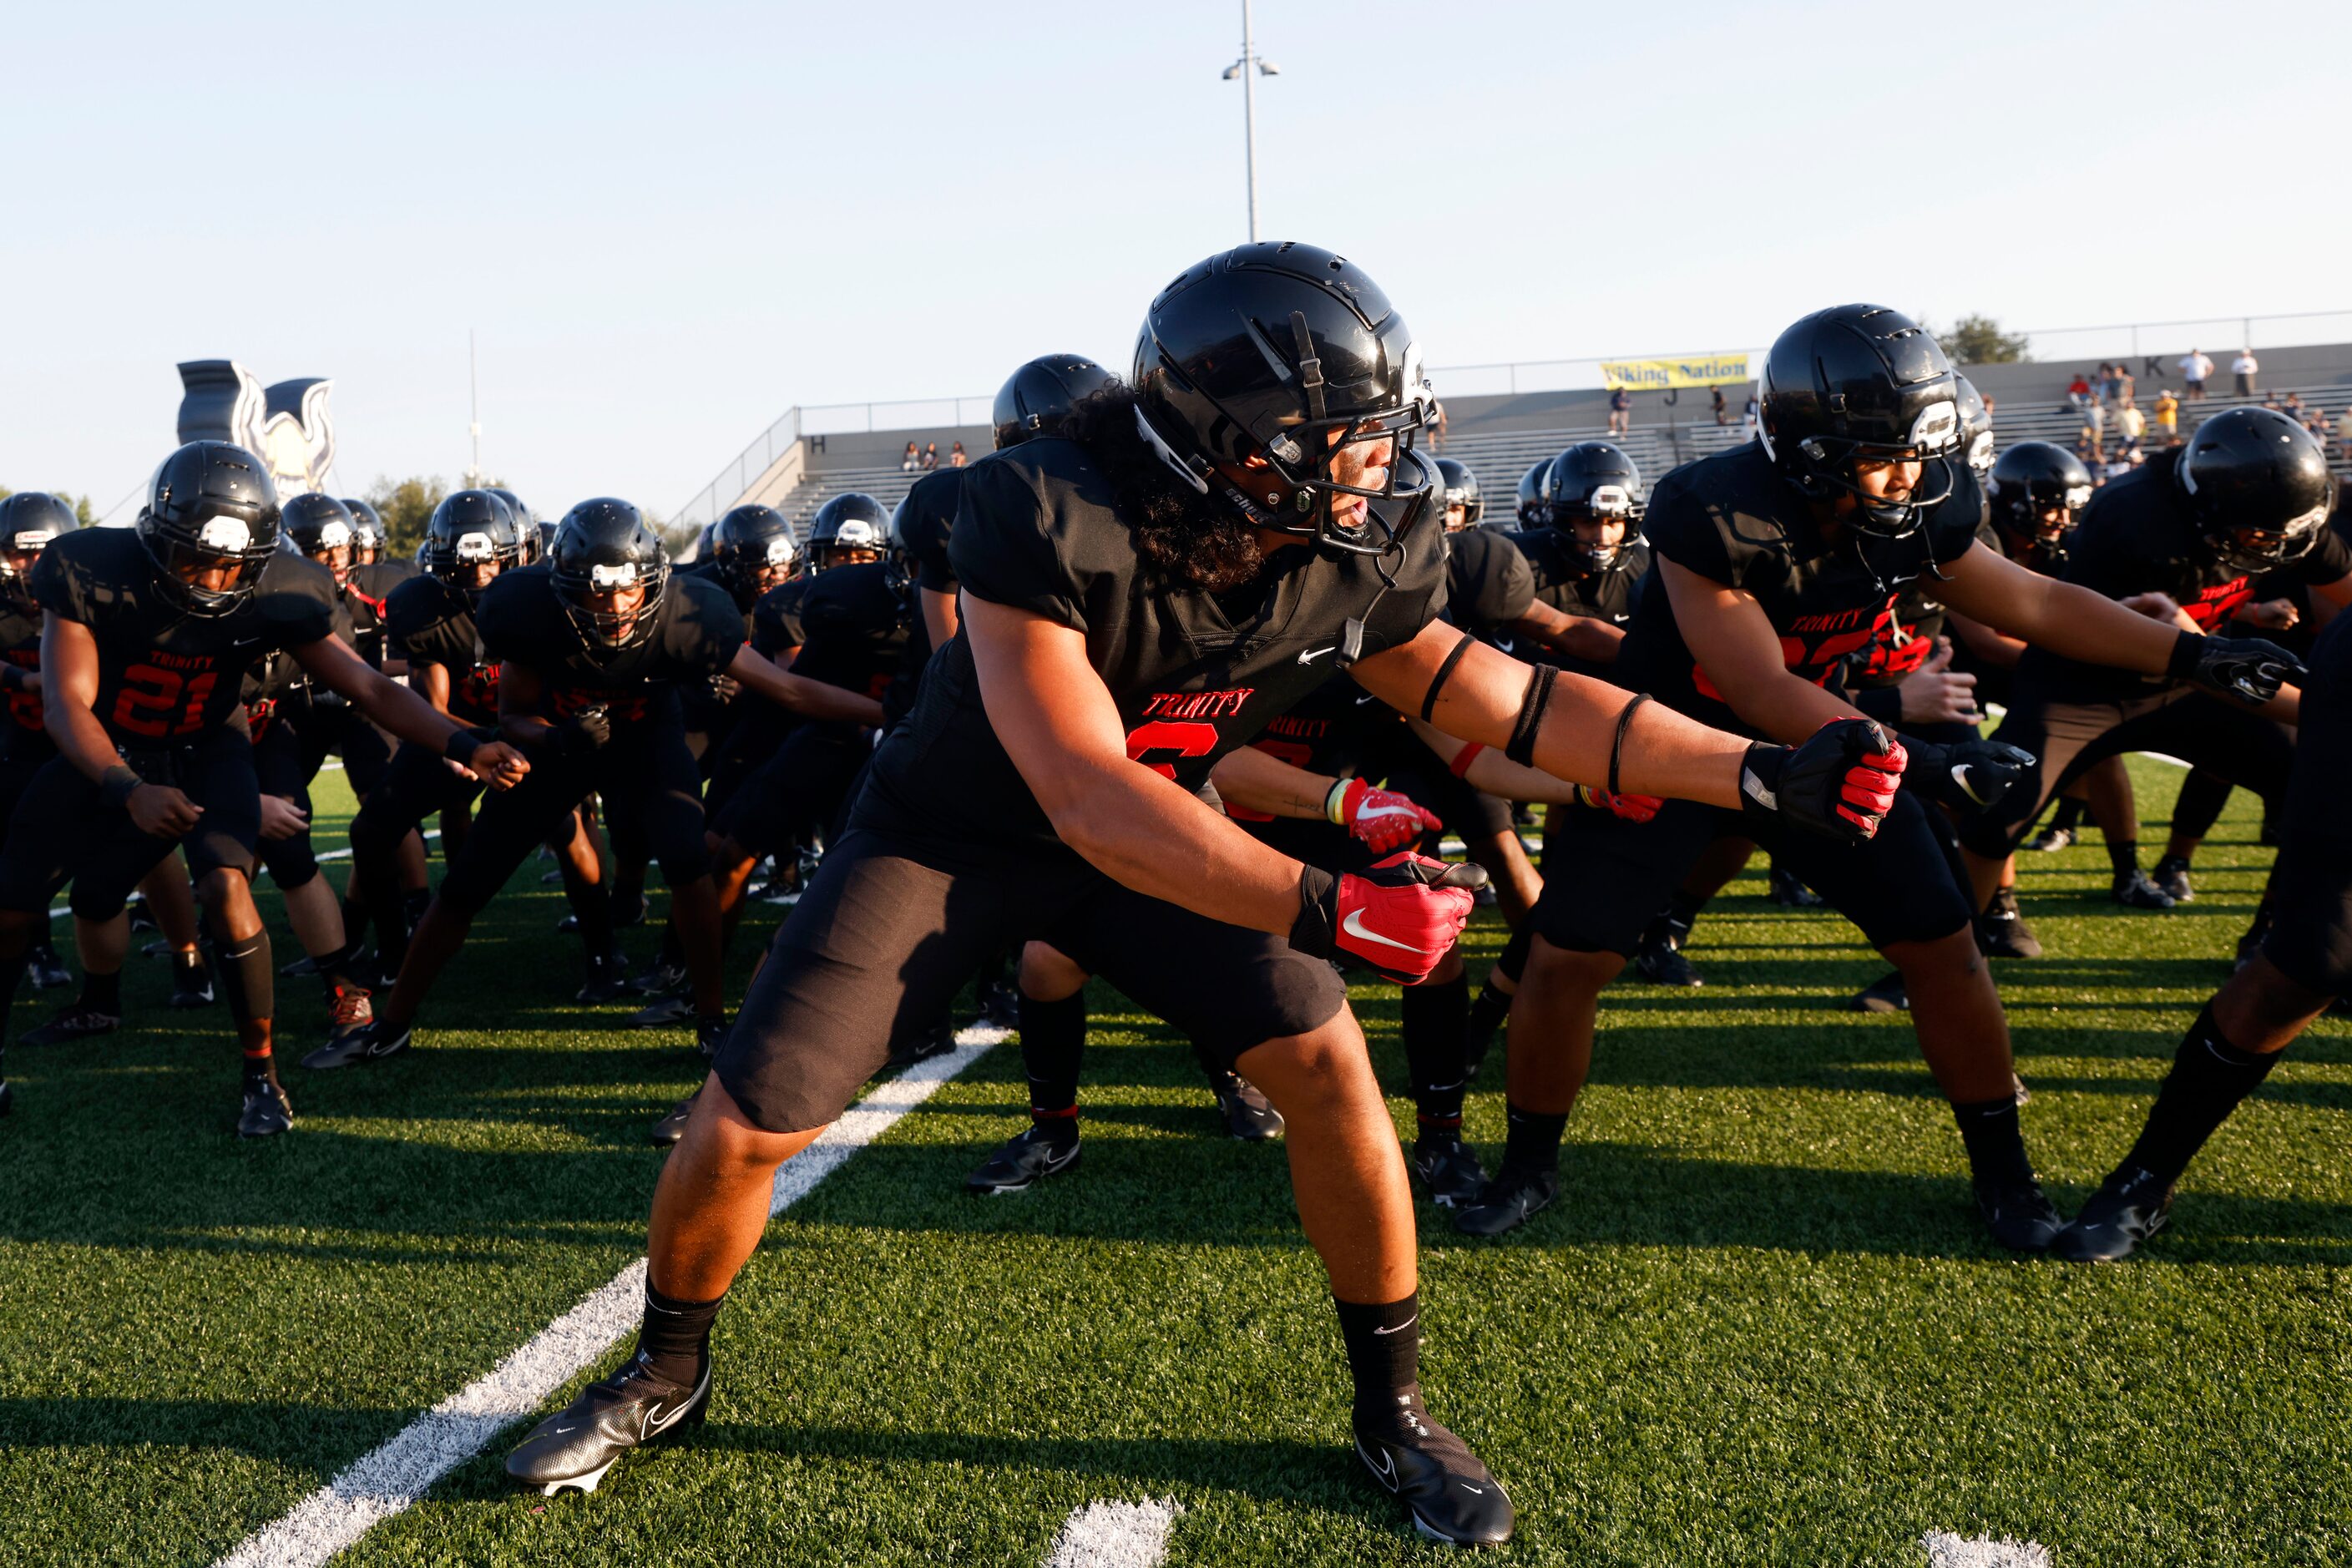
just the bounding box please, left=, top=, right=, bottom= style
left=1930, top=314, right=2032, bottom=366
left=363, top=475, right=450, bottom=559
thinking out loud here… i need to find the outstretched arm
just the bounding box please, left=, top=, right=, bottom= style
left=725, top=645, right=887, bottom=726
left=294, top=635, right=529, bottom=788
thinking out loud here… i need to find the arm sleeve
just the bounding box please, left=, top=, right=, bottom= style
left=948, top=459, right=1085, bottom=630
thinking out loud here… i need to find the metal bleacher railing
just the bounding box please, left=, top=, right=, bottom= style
left=670, top=306, right=2352, bottom=537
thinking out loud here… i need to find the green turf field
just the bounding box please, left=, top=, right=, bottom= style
left=0, top=758, right=2344, bottom=1567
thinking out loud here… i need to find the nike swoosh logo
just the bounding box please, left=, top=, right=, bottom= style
left=1362, top=1445, right=1398, bottom=1487
left=1461, top=1485, right=1485, bottom=1495
left=1355, top=803, right=1423, bottom=822
left=1297, top=645, right=1337, bottom=664
left=643, top=1399, right=693, bottom=1436
left=1373, top=1314, right=1419, bottom=1335
left=1343, top=908, right=1430, bottom=956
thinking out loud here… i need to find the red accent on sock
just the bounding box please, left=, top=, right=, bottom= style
left=243, top=1046, right=273, bottom=1061
left=1416, top=1113, right=1463, bottom=1130
left=1029, top=1105, right=1079, bottom=1120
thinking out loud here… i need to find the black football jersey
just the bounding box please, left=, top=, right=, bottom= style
left=787, top=560, right=913, bottom=704
left=0, top=604, right=43, bottom=750
left=1512, top=527, right=1650, bottom=630
left=1227, top=675, right=1407, bottom=827
left=751, top=574, right=814, bottom=660
left=2022, top=448, right=2352, bottom=702
left=389, top=575, right=501, bottom=726
left=1441, top=527, right=1534, bottom=640
left=897, top=467, right=965, bottom=594
left=32, top=529, right=338, bottom=746
left=1613, top=441, right=1982, bottom=736
left=476, top=564, right=745, bottom=725
left=345, top=559, right=419, bottom=669
left=857, top=437, right=1445, bottom=848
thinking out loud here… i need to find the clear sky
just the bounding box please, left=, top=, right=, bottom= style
left=8, top=0, right=2349, bottom=520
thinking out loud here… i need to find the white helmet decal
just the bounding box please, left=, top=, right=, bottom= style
left=196, top=515, right=255, bottom=552
left=588, top=561, right=641, bottom=590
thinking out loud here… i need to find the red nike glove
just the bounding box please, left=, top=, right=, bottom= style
left=1739, top=719, right=1907, bottom=842
left=1572, top=783, right=1664, bottom=823
left=1290, top=852, right=1486, bottom=984
left=1327, top=777, right=1444, bottom=855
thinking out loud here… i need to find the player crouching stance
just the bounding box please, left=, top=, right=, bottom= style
left=0, top=443, right=526, bottom=1130
left=504, top=245, right=1899, bottom=1546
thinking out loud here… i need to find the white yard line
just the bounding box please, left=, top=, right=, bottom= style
left=213, top=1024, right=1009, bottom=1568
left=1924, top=1529, right=2053, bottom=1568
left=1041, top=1498, right=1184, bottom=1568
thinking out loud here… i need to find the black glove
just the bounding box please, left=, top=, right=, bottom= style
left=1900, top=736, right=2037, bottom=813
left=2169, top=632, right=2304, bottom=706
left=554, top=707, right=612, bottom=754
left=1739, top=719, right=1905, bottom=843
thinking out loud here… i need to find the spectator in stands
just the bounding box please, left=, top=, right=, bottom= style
left=2084, top=394, right=2105, bottom=455
left=1430, top=400, right=1449, bottom=448
left=2339, top=409, right=2352, bottom=463
left=2117, top=400, right=2147, bottom=452
left=2112, top=363, right=2135, bottom=407
left=1711, top=386, right=1727, bottom=426
left=2180, top=348, right=2213, bottom=398
left=920, top=441, right=939, bottom=471
left=2153, top=387, right=2180, bottom=441
left=2283, top=392, right=2304, bottom=421
left=2066, top=372, right=2092, bottom=414
left=949, top=440, right=968, bottom=468
left=1741, top=392, right=1760, bottom=440
left=1607, top=385, right=1631, bottom=435
left=2096, top=362, right=2118, bottom=405
left=1980, top=391, right=1996, bottom=422
left=901, top=440, right=919, bottom=473
left=2233, top=348, right=2258, bottom=397
left=2077, top=419, right=2103, bottom=463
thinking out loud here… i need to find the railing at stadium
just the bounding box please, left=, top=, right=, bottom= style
left=670, top=307, right=2352, bottom=530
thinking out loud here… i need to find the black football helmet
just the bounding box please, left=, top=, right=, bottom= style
left=0, top=492, right=76, bottom=604
left=1954, top=373, right=1994, bottom=478
left=994, top=354, right=1119, bottom=450
left=808, top=493, right=893, bottom=571
left=535, top=520, right=557, bottom=564
left=1987, top=442, right=2094, bottom=558
left=1515, top=458, right=1552, bottom=528
left=421, top=489, right=524, bottom=601
left=283, top=493, right=359, bottom=559
left=341, top=498, right=386, bottom=562
left=1758, top=304, right=1960, bottom=537
left=135, top=441, right=281, bottom=617
left=1434, top=458, right=1482, bottom=530
left=2174, top=406, right=2337, bottom=572
left=548, top=498, right=669, bottom=657
left=1541, top=443, right=1645, bottom=572
left=1131, top=242, right=1434, bottom=555
left=710, top=503, right=801, bottom=604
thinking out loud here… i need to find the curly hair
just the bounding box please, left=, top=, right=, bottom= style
left=1061, top=383, right=1267, bottom=593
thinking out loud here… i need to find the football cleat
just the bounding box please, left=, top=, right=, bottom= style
left=20, top=1005, right=120, bottom=1046
left=2111, top=869, right=2176, bottom=910
left=169, top=959, right=216, bottom=1009
left=505, top=1352, right=711, bottom=1495
left=649, top=1089, right=698, bottom=1147
left=1452, top=1166, right=1558, bottom=1238
left=280, top=952, right=321, bottom=978
left=975, top=979, right=1021, bottom=1030
left=1410, top=1129, right=1489, bottom=1209
left=1629, top=923, right=1703, bottom=988
left=882, top=1017, right=955, bottom=1071
left=1354, top=1398, right=1515, bottom=1548
left=629, top=958, right=688, bottom=997
left=631, top=994, right=696, bottom=1029
left=2151, top=856, right=2194, bottom=904
left=237, top=1078, right=295, bottom=1138
left=2053, top=1165, right=2174, bottom=1262
left=23, top=943, right=71, bottom=990
left=1975, top=888, right=2043, bottom=959
left=964, top=1122, right=1081, bottom=1194
left=1766, top=867, right=1823, bottom=908
left=1849, top=971, right=1908, bottom=1014
left=301, top=1018, right=412, bottom=1071
left=1213, top=1076, right=1284, bottom=1141
left=1973, top=1175, right=2064, bottom=1252
left=0, top=1078, right=11, bottom=1116
left=2024, top=823, right=2074, bottom=852
left=695, top=1018, right=727, bottom=1061
left=577, top=950, right=633, bottom=1004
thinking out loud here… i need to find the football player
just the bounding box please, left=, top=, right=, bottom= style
left=503, top=245, right=1896, bottom=1545
left=1955, top=407, right=2346, bottom=958
left=0, top=494, right=78, bottom=995
left=1512, top=457, right=1551, bottom=529
left=2055, top=594, right=2352, bottom=1260
left=317, top=499, right=879, bottom=1069
left=0, top=443, right=527, bottom=1131
left=1471, top=306, right=2300, bottom=1251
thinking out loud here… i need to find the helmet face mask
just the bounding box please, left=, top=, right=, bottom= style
left=1433, top=457, right=1481, bottom=531
left=1758, top=305, right=1962, bottom=539
left=1541, top=443, right=1645, bottom=572
left=547, top=498, right=669, bottom=660
left=422, top=489, right=523, bottom=604
left=807, top=494, right=897, bottom=576
left=0, top=493, right=75, bottom=608
left=136, top=442, right=281, bottom=618
left=1131, top=244, right=1436, bottom=559
left=1988, top=441, right=2093, bottom=563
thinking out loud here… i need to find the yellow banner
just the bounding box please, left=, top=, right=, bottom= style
left=1600, top=354, right=1750, bottom=392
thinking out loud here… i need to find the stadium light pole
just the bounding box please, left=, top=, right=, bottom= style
left=1221, top=1, right=1279, bottom=241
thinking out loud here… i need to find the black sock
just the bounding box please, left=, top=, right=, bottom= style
left=1467, top=979, right=1513, bottom=1043
left=636, top=1279, right=725, bottom=1385
left=2047, top=797, right=2086, bottom=834
left=1333, top=1291, right=1421, bottom=1429
left=313, top=943, right=362, bottom=997
left=1953, top=1095, right=2036, bottom=1189
left=214, top=932, right=275, bottom=1025
left=1401, top=972, right=1469, bottom=1129
left=2106, top=837, right=2139, bottom=878
left=1019, top=989, right=1086, bottom=1119
left=339, top=896, right=371, bottom=948
left=241, top=1049, right=277, bottom=1090
left=81, top=969, right=123, bottom=1017
left=402, top=888, right=432, bottom=931
left=1667, top=886, right=1707, bottom=930
left=571, top=887, right=615, bottom=962
left=173, top=947, right=209, bottom=981
left=1501, top=1102, right=1568, bottom=1176
left=2121, top=1004, right=2284, bottom=1186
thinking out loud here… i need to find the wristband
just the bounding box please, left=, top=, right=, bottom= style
left=1323, top=777, right=1351, bottom=827
left=2166, top=630, right=2208, bottom=680
left=100, top=765, right=144, bottom=808
left=1447, top=742, right=1485, bottom=779
left=444, top=728, right=483, bottom=766
left=1607, top=691, right=1651, bottom=797
left=1289, top=865, right=1339, bottom=955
